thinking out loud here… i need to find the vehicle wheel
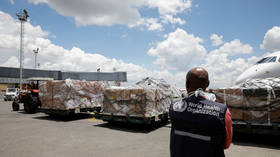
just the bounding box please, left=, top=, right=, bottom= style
left=47, top=113, right=56, bottom=118
left=4, top=99, right=7, bottom=101
left=160, top=117, right=169, bottom=125
left=12, top=101, right=20, bottom=111
left=23, top=95, right=38, bottom=114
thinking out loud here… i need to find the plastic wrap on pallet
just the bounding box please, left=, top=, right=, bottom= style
left=103, top=77, right=180, bottom=117
left=39, top=79, right=109, bottom=110
left=240, top=77, right=280, bottom=89
left=210, top=86, right=280, bottom=123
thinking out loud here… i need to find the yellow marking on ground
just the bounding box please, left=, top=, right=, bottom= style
left=88, top=117, right=103, bottom=122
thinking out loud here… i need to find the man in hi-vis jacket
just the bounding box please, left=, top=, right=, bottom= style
left=170, top=67, right=232, bottom=157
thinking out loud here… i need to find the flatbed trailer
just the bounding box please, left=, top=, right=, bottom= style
left=232, top=120, right=280, bottom=136
left=38, top=106, right=102, bottom=116
left=96, top=112, right=169, bottom=124
left=39, top=79, right=109, bottom=116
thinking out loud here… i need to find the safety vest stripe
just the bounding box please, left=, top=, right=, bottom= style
left=174, top=130, right=211, bottom=141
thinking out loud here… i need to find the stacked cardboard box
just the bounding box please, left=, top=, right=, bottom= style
left=102, top=77, right=179, bottom=117
left=39, top=79, right=109, bottom=110
left=210, top=87, right=280, bottom=123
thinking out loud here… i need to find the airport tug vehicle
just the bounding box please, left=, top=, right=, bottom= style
left=12, top=77, right=53, bottom=113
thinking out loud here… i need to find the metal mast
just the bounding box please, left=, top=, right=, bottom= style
left=33, top=48, right=39, bottom=69
left=16, top=9, right=29, bottom=91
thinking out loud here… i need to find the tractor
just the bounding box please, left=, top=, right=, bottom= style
left=12, top=77, right=53, bottom=113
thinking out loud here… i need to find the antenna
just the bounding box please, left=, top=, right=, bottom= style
left=16, top=9, right=29, bottom=91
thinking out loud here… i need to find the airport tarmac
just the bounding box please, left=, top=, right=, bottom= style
left=0, top=100, right=279, bottom=157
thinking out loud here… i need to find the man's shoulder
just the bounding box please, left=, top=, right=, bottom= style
left=185, top=95, right=228, bottom=110
left=201, top=98, right=228, bottom=115
left=171, top=96, right=227, bottom=109
left=202, top=98, right=226, bottom=106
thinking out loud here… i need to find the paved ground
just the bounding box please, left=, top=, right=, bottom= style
left=0, top=100, right=279, bottom=157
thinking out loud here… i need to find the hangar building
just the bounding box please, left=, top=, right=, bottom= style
left=0, top=66, right=127, bottom=91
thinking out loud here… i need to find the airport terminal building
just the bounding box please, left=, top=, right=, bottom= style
left=0, top=66, right=127, bottom=91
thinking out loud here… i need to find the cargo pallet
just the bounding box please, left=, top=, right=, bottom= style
left=38, top=107, right=102, bottom=116
left=232, top=120, right=280, bottom=136
left=96, top=112, right=169, bottom=124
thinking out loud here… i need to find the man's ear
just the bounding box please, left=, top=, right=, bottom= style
left=186, top=79, right=189, bottom=90
left=205, top=80, right=209, bottom=88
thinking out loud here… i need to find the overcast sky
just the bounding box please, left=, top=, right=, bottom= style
left=1, top=0, right=280, bottom=88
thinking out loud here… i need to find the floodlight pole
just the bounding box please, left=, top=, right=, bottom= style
left=19, top=21, right=24, bottom=90
left=16, top=9, right=29, bottom=91
left=33, top=48, right=39, bottom=69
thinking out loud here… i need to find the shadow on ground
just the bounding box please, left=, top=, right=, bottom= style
left=162, top=124, right=280, bottom=150
left=17, top=109, right=29, bottom=114
left=233, top=132, right=280, bottom=149
left=32, top=113, right=94, bottom=122
left=94, top=121, right=170, bottom=133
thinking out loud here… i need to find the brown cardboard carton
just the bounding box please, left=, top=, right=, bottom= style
left=103, top=85, right=174, bottom=118
left=211, top=87, right=280, bottom=123
left=39, top=79, right=108, bottom=110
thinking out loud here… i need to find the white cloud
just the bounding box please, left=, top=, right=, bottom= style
left=210, top=34, right=223, bottom=46
left=129, top=18, right=163, bottom=31
left=0, top=11, right=48, bottom=65
left=260, top=26, right=280, bottom=51
left=0, top=10, right=265, bottom=89
left=141, top=0, right=191, bottom=28
left=121, top=34, right=127, bottom=38
left=28, top=0, right=48, bottom=5
left=28, top=0, right=141, bottom=26
left=1, top=56, right=19, bottom=67
left=160, top=15, right=186, bottom=25
left=50, top=34, right=56, bottom=39
left=143, top=0, right=192, bottom=16
left=9, top=0, right=15, bottom=5
left=200, top=42, right=259, bottom=88
left=0, top=10, right=185, bottom=87
left=201, top=52, right=253, bottom=88
left=142, top=0, right=191, bottom=27
left=211, top=39, right=253, bottom=56
left=199, top=37, right=260, bottom=88
left=147, top=28, right=207, bottom=71
left=27, top=0, right=191, bottom=30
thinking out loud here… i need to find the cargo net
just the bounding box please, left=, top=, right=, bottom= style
left=135, top=77, right=181, bottom=100
left=210, top=77, right=280, bottom=123
left=103, top=77, right=180, bottom=117
left=39, top=79, right=109, bottom=110
left=240, top=77, right=280, bottom=89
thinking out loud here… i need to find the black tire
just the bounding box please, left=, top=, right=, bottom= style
left=160, top=117, right=169, bottom=125
left=12, top=101, right=20, bottom=111
left=47, top=114, right=58, bottom=118
left=4, top=99, right=7, bottom=101
left=23, top=95, right=38, bottom=114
